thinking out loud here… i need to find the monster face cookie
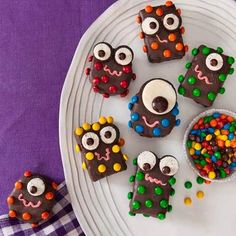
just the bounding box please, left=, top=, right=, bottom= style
left=85, top=42, right=136, bottom=98
left=8, top=171, right=57, bottom=227
left=136, top=1, right=187, bottom=63
left=178, top=45, right=235, bottom=107
left=128, top=79, right=180, bottom=138
left=75, top=116, right=128, bottom=182
left=128, top=151, right=178, bottom=219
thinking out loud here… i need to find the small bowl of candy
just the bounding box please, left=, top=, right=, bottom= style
left=184, top=109, right=236, bottom=182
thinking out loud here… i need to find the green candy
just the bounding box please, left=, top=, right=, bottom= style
left=218, top=73, right=227, bottom=82
left=219, top=87, right=225, bottom=94
left=187, top=140, right=192, bottom=148
left=229, top=68, right=234, bottom=75
left=178, top=74, right=185, bottom=83
left=196, top=176, right=204, bottom=184
left=129, top=211, right=136, bottom=216
left=229, top=126, right=235, bottom=132
left=155, top=186, right=163, bottom=195
left=200, top=160, right=207, bottom=167
left=188, top=76, right=196, bottom=85
left=132, top=200, right=141, bottom=210
left=202, top=46, right=210, bottom=55
left=137, top=185, right=146, bottom=194
left=170, top=188, right=175, bottom=196
left=136, top=171, right=144, bottom=181
left=184, top=181, right=192, bottom=189
left=185, top=62, right=192, bottom=69
left=192, top=88, right=201, bottom=97
left=201, top=132, right=207, bottom=138
left=208, top=92, right=216, bottom=101
left=217, top=47, right=223, bottom=54
left=169, top=177, right=176, bottom=186
left=157, top=213, right=166, bottom=220
left=178, top=86, right=186, bottom=95
left=220, top=170, right=227, bottom=178
left=167, top=205, right=173, bottom=212
left=160, top=199, right=168, bottom=209
left=129, top=175, right=135, bottom=183
left=127, top=192, right=133, bottom=200
left=145, top=199, right=153, bottom=208
left=192, top=48, right=199, bottom=56
left=227, top=56, right=235, bottom=65
left=143, top=214, right=150, bottom=217
left=194, top=159, right=200, bottom=164
left=214, top=151, right=221, bottom=159
left=133, top=158, right=137, bottom=166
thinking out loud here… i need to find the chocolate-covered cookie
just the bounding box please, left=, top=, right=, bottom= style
left=136, top=1, right=187, bottom=63
left=178, top=45, right=235, bottom=107
left=128, top=151, right=178, bottom=219
left=128, top=78, right=180, bottom=138
left=8, top=171, right=57, bottom=227
left=85, top=42, right=136, bottom=98
left=74, top=116, right=128, bottom=181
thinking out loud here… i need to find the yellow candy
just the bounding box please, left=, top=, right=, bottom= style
left=194, top=143, right=202, bottom=151
left=75, top=128, right=83, bottom=136
left=214, top=129, right=220, bottom=136
left=75, top=145, right=80, bottom=153
left=113, top=163, right=121, bottom=172
left=107, top=116, right=114, bottom=124
left=206, top=134, right=212, bottom=141
left=82, top=123, right=91, bottom=131
left=184, top=197, right=192, bottom=206
left=189, top=148, right=195, bottom=156
left=228, top=159, right=232, bottom=164
left=201, top=148, right=207, bottom=154
left=218, top=135, right=227, bottom=141
left=85, top=152, right=94, bottom=161
left=98, top=164, right=106, bottom=173
left=123, top=154, right=129, bottom=161
left=112, top=145, right=120, bottom=153
left=99, top=116, right=107, bottom=125
left=191, top=141, right=196, bottom=148
left=82, top=162, right=87, bottom=170
left=92, top=123, right=100, bottom=131
left=208, top=171, right=216, bottom=179
left=225, top=140, right=231, bottom=147
left=196, top=191, right=204, bottom=199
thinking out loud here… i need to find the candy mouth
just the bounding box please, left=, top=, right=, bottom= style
left=156, top=34, right=168, bottom=44
left=142, top=116, right=160, bottom=128
left=104, top=65, right=123, bottom=77
left=95, top=148, right=110, bottom=161
left=18, top=193, right=42, bottom=208
left=145, top=173, right=167, bottom=186
left=194, top=65, right=213, bottom=85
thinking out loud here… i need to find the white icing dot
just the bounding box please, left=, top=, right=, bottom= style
left=93, top=42, right=112, bottom=61
left=81, top=132, right=99, bottom=150
left=141, top=17, right=159, bottom=35
left=115, top=46, right=133, bottom=66
left=27, top=178, right=46, bottom=196
left=159, top=155, right=179, bottom=176
left=163, top=14, right=180, bottom=31
left=205, top=53, right=223, bottom=71
left=137, top=151, right=156, bottom=171
left=100, top=126, right=117, bottom=144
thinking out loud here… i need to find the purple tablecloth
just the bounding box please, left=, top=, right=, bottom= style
left=0, top=0, right=115, bottom=215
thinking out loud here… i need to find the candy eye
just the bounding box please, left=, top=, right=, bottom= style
left=27, top=178, right=45, bottom=196
left=159, top=156, right=179, bottom=176
left=142, top=17, right=159, bottom=35
left=81, top=132, right=99, bottom=150
left=100, top=126, right=117, bottom=144
left=137, top=151, right=156, bottom=171
left=93, top=42, right=112, bottom=61
left=115, top=46, right=133, bottom=66
left=163, top=14, right=180, bottom=30
left=142, top=79, right=177, bottom=115
left=205, top=53, right=223, bottom=71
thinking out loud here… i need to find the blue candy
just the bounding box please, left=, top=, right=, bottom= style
left=175, top=119, right=181, bottom=126
left=213, top=112, right=220, bottom=118
left=208, top=128, right=214, bottom=134
left=171, top=107, right=179, bottom=116
left=211, top=155, right=217, bottom=163
left=228, top=133, right=234, bottom=140
left=128, top=103, right=133, bottom=110
left=135, top=125, right=144, bottom=133
left=161, top=118, right=170, bottom=128
left=153, top=128, right=161, bottom=137
left=131, top=112, right=140, bottom=121
left=223, top=123, right=230, bottom=130
left=131, top=96, right=138, bottom=104
left=195, top=150, right=201, bottom=155
left=128, top=120, right=132, bottom=128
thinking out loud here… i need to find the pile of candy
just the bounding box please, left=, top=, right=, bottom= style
left=186, top=112, right=236, bottom=180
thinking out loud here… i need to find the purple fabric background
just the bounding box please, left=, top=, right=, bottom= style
left=0, top=0, right=115, bottom=214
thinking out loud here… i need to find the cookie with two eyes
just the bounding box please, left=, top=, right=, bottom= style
left=7, top=171, right=57, bottom=227
left=74, top=116, right=128, bottom=182
left=178, top=45, right=235, bottom=107
left=128, top=78, right=180, bottom=138
left=128, top=151, right=179, bottom=219
left=136, top=1, right=188, bottom=63
left=85, top=42, right=136, bottom=98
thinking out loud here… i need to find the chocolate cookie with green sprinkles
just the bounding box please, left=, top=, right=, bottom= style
left=128, top=151, right=179, bottom=219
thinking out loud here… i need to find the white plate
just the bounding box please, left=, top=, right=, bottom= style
left=59, top=1, right=236, bottom=236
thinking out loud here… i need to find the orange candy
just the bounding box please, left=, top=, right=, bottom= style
left=217, top=139, right=225, bottom=148
left=143, top=45, right=148, bottom=53
left=156, top=7, right=163, bottom=16
left=175, top=43, right=184, bottom=51
left=31, top=223, right=39, bottom=228
left=15, top=181, right=23, bottom=190
left=7, top=196, right=14, bottom=205
left=163, top=49, right=171, bottom=58
left=9, top=210, right=16, bottom=218
left=165, top=1, right=173, bottom=7
left=45, top=192, right=54, bottom=200
left=41, top=211, right=50, bottom=220
left=221, top=130, right=229, bottom=135
left=52, top=182, right=58, bottom=190
left=184, top=45, right=189, bottom=52
left=231, top=141, right=236, bottom=148
left=139, top=32, right=145, bottom=39
left=145, top=5, right=153, bottom=13
left=22, top=212, right=31, bottom=221
left=210, top=119, right=217, bottom=127
left=151, top=42, right=159, bottom=50
left=136, top=16, right=141, bottom=24
left=177, top=8, right=181, bottom=15
left=118, top=138, right=125, bottom=147
left=24, top=171, right=32, bottom=177
left=227, top=116, right=234, bottom=122
left=180, top=27, right=185, bottom=34
left=168, top=33, right=176, bottom=42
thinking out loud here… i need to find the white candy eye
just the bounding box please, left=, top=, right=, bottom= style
left=163, top=14, right=180, bottom=30
left=205, top=53, right=223, bottom=71
left=93, top=42, right=112, bottom=61
left=142, top=17, right=159, bottom=35
left=81, top=132, right=99, bottom=150
left=100, top=126, right=117, bottom=144
left=159, top=156, right=179, bottom=176
left=142, top=79, right=177, bottom=115
left=115, top=47, right=133, bottom=66
left=137, top=151, right=156, bottom=171
left=27, top=178, right=46, bottom=196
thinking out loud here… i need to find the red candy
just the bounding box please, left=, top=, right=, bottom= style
left=120, top=80, right=128, bottom=89
left=101, top=75, right=109, bottom=84
left=123, top=65, right=132, bottom=74
left=94, top=62, right=103, bottom=71
left=109, top=85, right=118, bottom=93
left=92, top=77, right=100, bottom=85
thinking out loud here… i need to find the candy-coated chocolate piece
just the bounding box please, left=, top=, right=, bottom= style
left=184, top=197, right=192, bottom=206
left=196, top=191, right=205, bottom=199
left=184, top=181, right=192, bottom=189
